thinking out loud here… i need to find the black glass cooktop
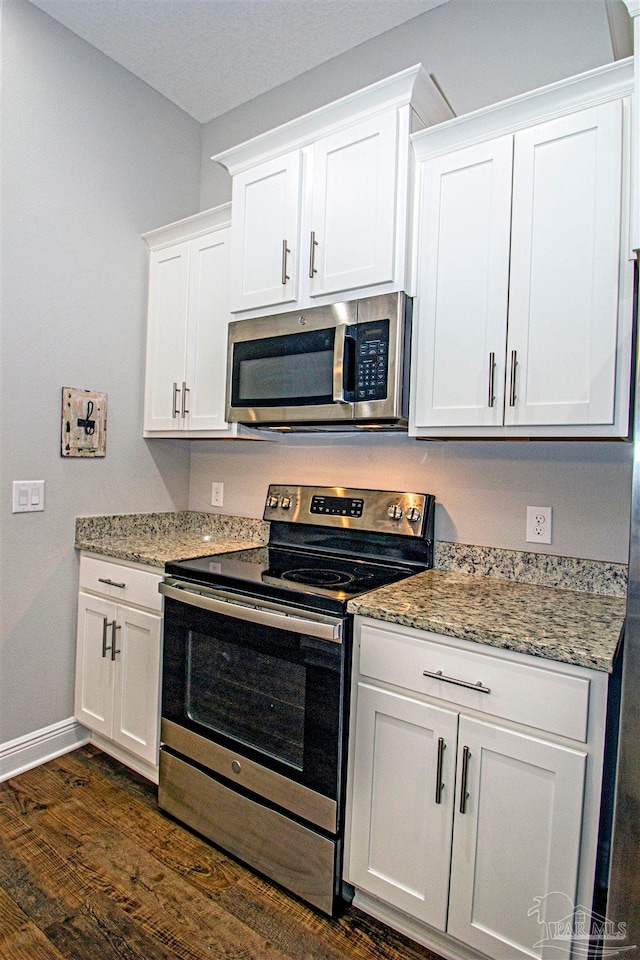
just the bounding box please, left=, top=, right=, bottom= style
left=165, top=545, right=421, bottom=615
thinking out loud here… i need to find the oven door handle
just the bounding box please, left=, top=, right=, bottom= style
left=159, top=580, right=344, bottom=642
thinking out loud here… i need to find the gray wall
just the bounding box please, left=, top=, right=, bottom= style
left=0, top=0, right=201, bottom=744
left=200, top=0, right=619, bottom=207
left=189, top=436, right=632, bottom=564
left=191, top=0, right=633, bottom=564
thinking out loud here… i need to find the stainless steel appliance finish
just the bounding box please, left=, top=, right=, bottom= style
left=159, top=751, right=339, bottom=916
left=159, top=484, right=435, bottom=915
left=606, top=253, right=639, bottom=947
left=225, top=292, right=411, bottom=430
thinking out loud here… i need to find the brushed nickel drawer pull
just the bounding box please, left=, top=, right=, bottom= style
left=508, top=349, right=517, bottom=407
left=98, top=577, right=126, bottom=589
left=110, top=621, right=121, bottom=661
left=422, top=669, right=491, bottom=695
left=181, top=381, right=189, bottom=418
left=435, top=737, right=445, bottom=805
left=101, top=616, right=111, bottom=658
left=172, top=381, right=180, bottom=418
left=281, top=239, right=291, bottom=285
left=488, top=351, right=496, bottom=408
left=460, top=745, right=471, bottom=814
left=309, top=231, right=318, bottom=278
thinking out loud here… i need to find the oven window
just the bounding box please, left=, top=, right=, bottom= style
left=161, top=596, right=346, bottom=798
left=186, top=633, right=306, bottom=770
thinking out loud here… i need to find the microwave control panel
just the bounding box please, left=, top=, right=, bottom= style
left=355, top=319, right=389, bottom=401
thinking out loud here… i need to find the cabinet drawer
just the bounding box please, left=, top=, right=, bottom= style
left=358, top=622, right=591, bottom=741
left=79, top=555, right=162, bottom=612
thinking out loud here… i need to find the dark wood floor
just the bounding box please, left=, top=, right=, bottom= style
left=0, top=746, right=443, bottom=960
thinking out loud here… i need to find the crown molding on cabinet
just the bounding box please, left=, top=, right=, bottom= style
left=212, top=64, right=454, bottom=176
left=411, top=58, right=633, bottom=161
left=142, top=202, right=231, bottom=250
left=621, top=0, right=640, bottom=17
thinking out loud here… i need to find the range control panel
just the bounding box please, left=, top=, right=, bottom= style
left=310, top=495, right=364, bottom=518
left=263, top=484, right=433, bottom=537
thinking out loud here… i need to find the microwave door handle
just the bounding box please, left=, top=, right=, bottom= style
left=333, top=324, right=352, bottom=404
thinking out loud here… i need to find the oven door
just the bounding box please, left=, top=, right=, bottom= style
left=160, top=581, right=349, bottom=830
left=225, top=306, right=356, bottom=424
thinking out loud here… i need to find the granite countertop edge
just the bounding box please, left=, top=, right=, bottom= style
left=347, top=569, right=625, bottom=674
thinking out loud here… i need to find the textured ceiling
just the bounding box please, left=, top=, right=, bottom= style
left=28, top=0, right=450, bottom=122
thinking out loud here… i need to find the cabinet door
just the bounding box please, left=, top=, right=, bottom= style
left=506, top=101, right=623, bottom=427
left=347, top=682, right=458, bottom=930
left=411, top=137, right=513, bottom=430
left=447, top=717, right=587, bottom=960
left=111, top=606, right=162, bottom=765
left=75, top=593, right=116, bottom=737
left=143, top=243, right=190, bottom=431
left=308, top=112, right=398, bottom=299
left=184, top=228, right=234, bottom=433
left=230, top=151, right=302, bottom=312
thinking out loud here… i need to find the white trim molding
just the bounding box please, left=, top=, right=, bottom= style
left=621, top=0, right=640, bottom=18
left=0, top=718, right=90, bottom=782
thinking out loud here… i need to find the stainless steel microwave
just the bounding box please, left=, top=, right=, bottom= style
left=225, top=292, right=411, bottom=430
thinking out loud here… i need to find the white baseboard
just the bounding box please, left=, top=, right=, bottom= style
left=0, top=718, right=91, bottom=782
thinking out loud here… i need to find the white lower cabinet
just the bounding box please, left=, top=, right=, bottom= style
left=348, top=684, right=458, bottom=929
left=75, top=555, right=162, bottom=780
left=346, top=618, right=608, bottom=960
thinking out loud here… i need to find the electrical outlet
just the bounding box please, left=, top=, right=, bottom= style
left=526, top=506, right=552, bottom=544
left=211, top=482, right=224, bottom=507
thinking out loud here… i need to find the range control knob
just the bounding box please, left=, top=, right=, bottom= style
left=406, top=506, right=422, bottom=523
left=280, top=496, right=292, bottom=510
left=387, top=504, right=403, bottom=521
left=266, top=495, right=279, bottom=509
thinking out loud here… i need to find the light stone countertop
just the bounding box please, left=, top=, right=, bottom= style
left=347, top=569, right=625, bottom=673
left=75, top=512, right=626, bottom=673
left=75, top=511, right=268, bottom=567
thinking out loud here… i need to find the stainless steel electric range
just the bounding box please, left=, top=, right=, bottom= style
left=158, top=484, right=435, bottom=915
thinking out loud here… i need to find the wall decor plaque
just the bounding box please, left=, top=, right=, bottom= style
left=61, top=387, right=107, bottom=457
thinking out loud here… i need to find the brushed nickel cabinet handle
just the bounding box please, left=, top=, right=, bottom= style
left=460, top=745, right=471, bottom=814
left=281, top=239, right=291, bottom=285
left=98, top=577, right=126, bottom=589
left=435, top=737, right=446, bottom=805
left=110, top=621, right=121, bottom=661
left=509, top=349, right=518, bottom=407
left=181, top=381, right=189, bottom=418
left=101, top=616, right=111, bottom=658
left=309, top=231, right=318, bottom=279
left=172, top=382, right=180, bottom=418
left=488, top=352, right=496, bottom=408
left=422, top=669, right=491, bottom=695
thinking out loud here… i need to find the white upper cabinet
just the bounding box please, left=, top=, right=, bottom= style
left=410, top=60, right=634, bottom=439
left=411, top=136, right=514, bottom=429
left=230, top=151, right=303, bottom=311
left=306, top=112, right=398, bottom=299
left=143, top=206, right=241, bottom=438
left=214, top=66, right=454, bottom=317
left=506, top=104, right=623, bottom=429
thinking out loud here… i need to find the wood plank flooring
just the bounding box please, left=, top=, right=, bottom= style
left=0, top=746, right=443, bottom=960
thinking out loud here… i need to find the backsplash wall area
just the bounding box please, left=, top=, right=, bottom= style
left=188, top=435, right=633, bottom=565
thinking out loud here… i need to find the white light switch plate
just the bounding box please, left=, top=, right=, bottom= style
left=13, top=480, right=45, bottom=513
